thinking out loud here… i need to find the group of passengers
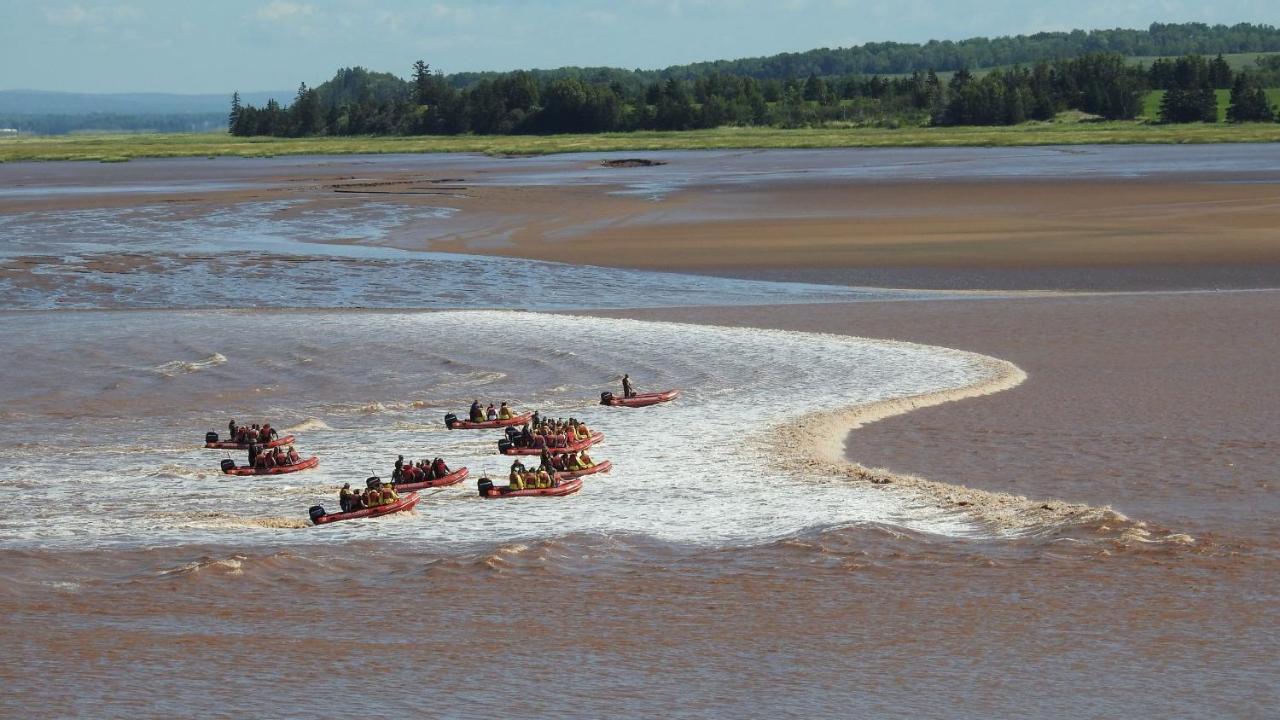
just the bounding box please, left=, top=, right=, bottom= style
left=506, top=459, right=557, bottom=491
left=505, top=417, right=592, bottom=449
left=338, top=481, right=400, bottom=512
left=505, top=448, right=594, bottom=490
left=248, top=444, right=301, bottom=469
left=391, top=455, right=452, bottom=485
left=469, top=400, right=516, bottom=423
left=229, top=419, right=278, bottom=445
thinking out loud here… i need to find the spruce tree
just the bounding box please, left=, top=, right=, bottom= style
left=1227, top=75, right=1276, bottom=122
left=228, top=91, right=241, bottom=134
left=1208, top=54, right=1233, bottom=88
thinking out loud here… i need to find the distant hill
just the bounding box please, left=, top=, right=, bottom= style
left=0, top=89, right=293, bottom=115
left=447, top=22, right=1280, bottom=86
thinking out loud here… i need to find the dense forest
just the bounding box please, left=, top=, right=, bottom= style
left=230, top=53, right=1277, bottom=138
left=446, top=22, right=1280, bottom=87
left=228, top=22, right=1280, bottom=137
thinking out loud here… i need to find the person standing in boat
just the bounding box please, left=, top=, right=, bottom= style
left=228, top=419, right=237, bottom=439
left=622, top=374, right=636, bottom=399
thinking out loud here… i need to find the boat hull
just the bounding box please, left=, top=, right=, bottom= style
left=311, top=491, right=421, bottom=525
left=223, top=456, right=319, bottom=476
left=603, top=389, right=680, bottom=408
left=394, top=467, right=468, bottom=492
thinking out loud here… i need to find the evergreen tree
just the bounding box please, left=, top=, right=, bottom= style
left=290, top=83, right=321, bottom=136
left=802, top=73, right=827, bottom=102
left=1208, top=54, right=1234, bottom=88
left=1226, top=74, right=1276, bottom=122
left=228, top=92, right=241, bottom=134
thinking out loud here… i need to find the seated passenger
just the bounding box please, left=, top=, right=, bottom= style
left=469, top=399, right=483, bottom=422
left=339, top=483, right=355, bottom=512
left=486, top=404, right=497, bottom=420
left=262, top=453, right=276, bottom=469
left=520, top=423, right=534, bottom=446
left=578, top=451, right=594, bottom=468
left=563, top=454, right=582, bottom=472
left=498, top=402, right=513, bottom=420
left=431, top=457, right=450, bottom=478
left=509, top=473, right=525, bottom=491
left=287, top=447, right=301, bottom=464
left=551, top=454, right=567, bottom=471
left=273, top=448, right=287, bottom=466
left=536, top=469, right=552, bottom=488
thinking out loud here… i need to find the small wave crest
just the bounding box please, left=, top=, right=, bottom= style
left=159, top=554, right=248, bottom=577
left=283, top=417, right=331, bottom=433
left=152, top=353, right=227, bottom=377
left=153, top=511, right=310, bottom=530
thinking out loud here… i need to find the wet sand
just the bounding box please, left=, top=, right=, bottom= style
left=5, top=148, right=1280, bottom=291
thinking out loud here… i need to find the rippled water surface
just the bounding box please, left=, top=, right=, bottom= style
left=0, top=310, right=995, bottom=549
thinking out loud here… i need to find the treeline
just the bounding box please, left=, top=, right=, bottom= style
left=229, top=50, right=1278, bottom=137
left=449, top=22, right=1280, bottom=86
left=0, top=112, right=226, bottom=135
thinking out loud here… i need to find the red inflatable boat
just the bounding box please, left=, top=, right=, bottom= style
left=601, top=389, right=679, bottom=408
left=221, top=456, right=319, bottom=476
left=554, top=459, right=612, bottom=480
left=499, top=431, right=604, bottom=456
left=479, top=477, right=583, bottom=498
left=445, top=411, right=533, bottom=430
left=394, top=467, right=469, bottom=492
left=309, top=491, right=420, bottom=525
left=204, top=434, right=296, bottom=450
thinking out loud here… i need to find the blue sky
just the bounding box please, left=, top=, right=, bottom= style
left=3, top=1, right=1279, bottom=94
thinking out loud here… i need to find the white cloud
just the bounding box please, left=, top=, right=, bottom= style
left=256, top=1, right=316, bottom=22
left=45, top=3, right=141, bottom=27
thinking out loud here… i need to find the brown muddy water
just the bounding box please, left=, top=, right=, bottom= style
left=1, top=149, right=1277, bottom=719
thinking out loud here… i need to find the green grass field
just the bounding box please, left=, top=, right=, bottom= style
left=1141, top=88, right=1280, bottom=121
left=3, top=122, right=1280, bottom=163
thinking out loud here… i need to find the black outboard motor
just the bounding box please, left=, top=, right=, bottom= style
left=308, top=505, right=326, bottom=524
left=600, top=392, right=614, bottom=405
left=220, top=459, right=236, bottom=473
left=205, top=431, right=219, bottom=444
left=366, top=476, right=382, bottom=490
left=444, top=412, right=458, bottom=429
left=477, top=477, right=494, bottom=497
left=497, top=438, right=514, bottom=455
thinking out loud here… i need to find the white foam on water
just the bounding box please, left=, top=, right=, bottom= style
left=0, top=310, right=1008, bottom=551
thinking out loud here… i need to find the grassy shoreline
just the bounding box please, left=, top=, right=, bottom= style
left=3, top=122, right=1280, bottom=163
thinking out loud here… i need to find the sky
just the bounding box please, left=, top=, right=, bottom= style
left=2, top=0, right=1279, bottom=94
